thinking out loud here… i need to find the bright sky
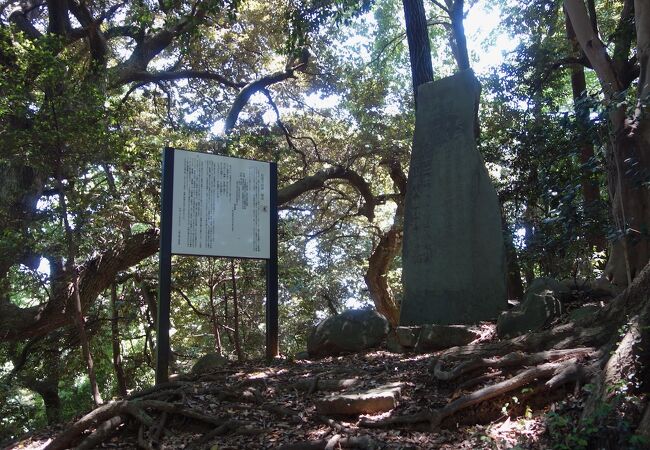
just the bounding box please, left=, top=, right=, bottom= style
left=296, top=1, right=515, bottom=112
left=465, top=2, right=517, bottom=75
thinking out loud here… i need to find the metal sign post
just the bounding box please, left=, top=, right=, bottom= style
left=156, top=148, right=174, bottom=385
left=156, top=147, right=278, bottom=384
left=266, top=163, right=279, bottom=360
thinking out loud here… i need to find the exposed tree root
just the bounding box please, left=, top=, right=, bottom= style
left=432, top=347, right=597, bottom=381
left=275, top=435, right=378, bottom=450
left=45, top=265, right=650, bottom=448
left=75, top=416, right=125, bottom=450
left=45, top=400, right=154, bottom=450
left=361, top=358, right=598, bottom=430
left=44, top=384, right=273, bottom=449
left=361, top=264, right=650, bottom=437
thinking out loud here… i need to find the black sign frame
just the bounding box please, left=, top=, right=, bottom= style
left=156, top=147, right=279, bottom=384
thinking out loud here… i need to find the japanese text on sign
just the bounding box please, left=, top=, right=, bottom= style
left=171, top=150, right=271, bottom=258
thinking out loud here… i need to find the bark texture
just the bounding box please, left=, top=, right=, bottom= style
left=402, top=0, right=434, bottom=104
left=565, top=0, right=650, bottom=285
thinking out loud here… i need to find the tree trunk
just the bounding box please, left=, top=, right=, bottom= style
left=502, top=213, right=524, bottom=300
left=20, top=337, right=63, bottom=425
left=564, top=11, right=606, bottom=254
left=230, top=259, right=244, bottom=361
left=565, top=0, right=650, bottom=285
left=364, top=224, right=402, bottom=327
left=208, top=282, right=223, bottom=355
left=55, top=173, right=103, bottom=407
left=446, top=0, right=470, bottom=71
left=111, top=283, right=128, bottom=397
left=402, top=0, right=434, bottom=105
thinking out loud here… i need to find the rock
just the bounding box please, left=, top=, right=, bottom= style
left=497, top=278, right=567, bottom=338
left=561, top=277, right=621, bottom=299
left=400, top=69, right=507, bottom=326
left=307, top=308, right=389, bottom=357
left=527, top=277, right=570, bottom=298
left=395, top=326, right=420, bottom=348
left=386, top=332, right=406, bottom=353
left=569, top=304, right=601, bottom=322
left=590, top=277, right=623, bottom=299
left=191, top=353, right=228, bottom=374
left=293, top=351, right=310, bottom=360
left=294, top=378, right=360, bottom=392
left=414, top=324, right=480, bottom=352
left=315, top=382, right=402, bottom=415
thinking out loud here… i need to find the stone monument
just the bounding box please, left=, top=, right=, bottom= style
left=399, top=70, right=507, bottom=326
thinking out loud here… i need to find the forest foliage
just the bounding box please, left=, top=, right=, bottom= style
left=0, top=0, right=648, bottom=444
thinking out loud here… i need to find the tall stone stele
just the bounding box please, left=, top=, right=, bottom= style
left=400, top=70, right=507, bottom=326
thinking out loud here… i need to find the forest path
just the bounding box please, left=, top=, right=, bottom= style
left=11, top=344, right=553, bottom=450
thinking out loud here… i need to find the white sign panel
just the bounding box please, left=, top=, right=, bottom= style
left=171, top=150, right=270, bottom=258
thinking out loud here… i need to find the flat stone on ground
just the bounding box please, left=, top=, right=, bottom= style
left=315, top=382, right=402, bottom=416
left=414, top=324, right=480, bottom=352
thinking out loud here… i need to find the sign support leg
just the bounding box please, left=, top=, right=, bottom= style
left=156, top=147, right=174, bottom=384
left=266, top=162, right=279, bottom=360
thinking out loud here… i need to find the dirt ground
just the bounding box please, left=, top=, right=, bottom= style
left=8, top=346, right=561, bottom=450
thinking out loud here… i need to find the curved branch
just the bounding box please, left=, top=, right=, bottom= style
left=0, top=229, right=160, bottom=342
left=564, top=0, right=623, bottom=96
left=224, top=63, right=306, bottom=134
left=116, top=69, right=244, bottom=89
left=8, top=5, right=43, bottom=40
left=278, top=165, right=375, bottom=221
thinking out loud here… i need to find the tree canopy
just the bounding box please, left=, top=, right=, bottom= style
left=1, top=0, right=650, bottom=448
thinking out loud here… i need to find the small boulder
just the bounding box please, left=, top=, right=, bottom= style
left=293, top=351, right=311, bottom=360
left=497, top=277, right=567, bottom=338
left=386, top=332, right=406, bottom=353
left=414, top=324, right=480, bottom=352
left=561, top=277, right=622, bottom=299
left=395, top=326, right=421, bottom=348
left=191, top=353, right=228, bottom=374
left=315, top=382, right=402, bottom=415
left=307, top=308, right=389, bottom=357
left=590, top=277, right=623, bottom=299
left=568, top=304, right=601, bottom=322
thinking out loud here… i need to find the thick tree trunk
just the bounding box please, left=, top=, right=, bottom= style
left=21, top=342, right=62, bottom=425
left=402, top=0, right=434, bottom=105
left=604, top=111, right=650, bottom=285
left=565, top=0, right=650, bottom=285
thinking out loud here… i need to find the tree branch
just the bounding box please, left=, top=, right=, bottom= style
left=564, top=0, right=623, bottom=96
left=117, top=69, right=244, bottom=89
left=0, top=229, right=160, bottom=342
left=278, top=165, right=375, bottom=221
left=8, top=4, right=43, bottom=39
left=224, top=63, right=307, bottom=134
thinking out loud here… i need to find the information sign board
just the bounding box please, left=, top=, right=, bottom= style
left=171, top=149, right=270, bottom=259
left=156, top=147, right=278, bottom=385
